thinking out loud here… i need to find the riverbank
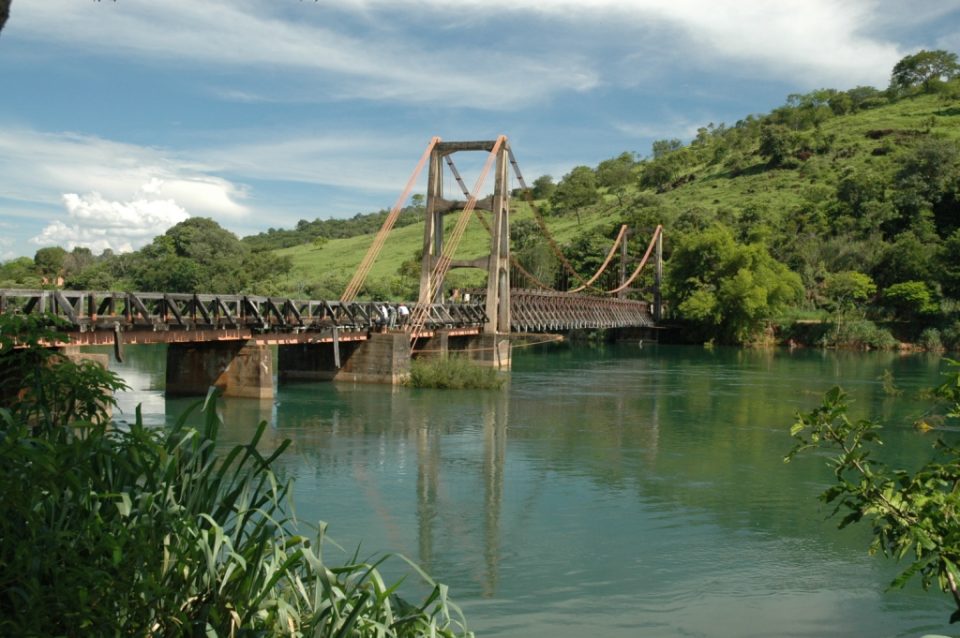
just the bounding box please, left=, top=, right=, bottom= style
left=653, top=317, right=960, bottom=352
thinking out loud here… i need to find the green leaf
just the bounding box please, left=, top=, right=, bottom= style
left=115, top=492, right=132, bottom=518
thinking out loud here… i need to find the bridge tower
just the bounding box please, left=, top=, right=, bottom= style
left=418, top=140, right=511, bottom=335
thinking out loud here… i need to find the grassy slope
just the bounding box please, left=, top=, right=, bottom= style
left=664, top=94, right=960, bottom=217
left=275, top=198, right=615, bottom=296
left=273, top=92, right=960, bottom=299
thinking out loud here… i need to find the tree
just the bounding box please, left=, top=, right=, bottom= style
left=939, top=229, right=960, bottom=299
left=550, top=166, right=599, bottom=223
left=531, top=175, right=556, bottom=200
left=130, top=218, right=292, bottom=294
left=666, top=225, right=803, bottom=343
left=823, top=271, right=876, bottom=339
left=893, top=138, right=960, bottom=236
left=872, top=232, right=937, bottom=289
left=0, top=257, right=39, bottom=287
left=891, top=50, right=960, bottom=92
left=33, top=246, right=67, bottom=279
left=786, top=367, right=960, bottom=623
left=651, top=138, right=682, bottom=159
left=0, top=0, right=9, bottom=37
left=759, top=124, right=799, bottom=167
left=883, top=280, right=939, bottom=319
left=62, top=247, right=95, bottom=279
left=596, top=152, right=636, bottom=205
left=639, top=149, right=692, bottom=191
left=512, top=220, right=560, bottom=287
left=596, top=152, right=635, bottom=190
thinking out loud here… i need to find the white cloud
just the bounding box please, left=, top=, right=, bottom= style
left=196, top=133, right=433, bottom=194
left=11, top=0, right=597, bottom=109
left=31, top=187, right=190, bottom=253
left=0, top=128, right=249, bottom=217
left=10, top=0, right=919, bottom=109
left=417, top=0, right=908, bottom=88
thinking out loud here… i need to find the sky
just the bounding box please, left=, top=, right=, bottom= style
left=1, top=0, right=959, bottom=260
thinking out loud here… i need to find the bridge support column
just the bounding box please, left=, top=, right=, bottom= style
left=413, top=330, right=449, bottom=360
left=483, top=144, right=511, bottom=335
left=278, top=340, right=362, bottom=382
left=166, top=341, right=273, bottom=399
left=279, top=333, right=411, bottom=385
left=453, top=334, right=511, bottom=370
left=61, top=346, right=110, bottom=372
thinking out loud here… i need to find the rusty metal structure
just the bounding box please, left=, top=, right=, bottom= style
left=417, top=139, right=512, bottom=337
left=0, top=289, right=485, bottom=348
left=0, top=138, right=662, bottom=358
left=336, top=136, right=662, bottom=348
left=477, top=289, right=654, bottom=333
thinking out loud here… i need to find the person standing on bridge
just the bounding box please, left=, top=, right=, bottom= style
left=387, top=305, right=397, bottom=329
left=397, top=304, right=410, bottom=326
left=375, top=304, right=389, bottom=331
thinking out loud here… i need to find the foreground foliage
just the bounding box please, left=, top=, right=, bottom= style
left=786, top=362, right=960, bottom=622
left=407, top=357, right=506, bottom=390
left=0, top=316, right=471, bottom=637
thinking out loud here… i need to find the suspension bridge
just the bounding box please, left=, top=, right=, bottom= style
left=1, top=136, right=663, bottom=396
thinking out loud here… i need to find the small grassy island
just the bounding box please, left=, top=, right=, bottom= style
left=406, top=357, right=507, bottom=390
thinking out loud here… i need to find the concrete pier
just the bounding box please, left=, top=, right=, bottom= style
left=166, top=341, right=273, bottom=399
left=473, top=334, right=512, bottom=370
left=279, top=332, right=411, bottom=385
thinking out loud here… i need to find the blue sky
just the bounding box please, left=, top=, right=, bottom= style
left=1, top=0, right=959, bottom=260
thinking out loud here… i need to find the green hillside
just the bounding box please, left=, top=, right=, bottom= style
left=270, top=75, right=960, bottom=347
left=272, top=198, right=616, bottom=299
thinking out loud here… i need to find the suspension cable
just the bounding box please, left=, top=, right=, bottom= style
left=508, top=148, right=592, bottom=287
left=566, top=224, right=629, bottom=293
left=444, top=155, right=554, bottom=290
left=341, top=136, right=441, bottom=303
left=605, top=225, right=662, bottom=295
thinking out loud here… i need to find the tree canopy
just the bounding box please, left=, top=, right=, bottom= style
left=666, top=226, right=803, bottom=343
left=550, top=166, right=600, bottom=219
left=891, top=49, right=960, bottom=92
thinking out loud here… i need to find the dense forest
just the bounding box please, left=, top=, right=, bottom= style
left=5, top=50, right=960, bottom=348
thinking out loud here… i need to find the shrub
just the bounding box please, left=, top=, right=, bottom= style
left=786, top=362, right=960, bottom=624
left=943, top=321, right=960, bottom=351
left=407, top=356, right=506, bottom=390
left=819, top=319, right=898, bottom=350
left=0, top=315, right=472, bottom=637
left=919, top=327, right=945, bottom=352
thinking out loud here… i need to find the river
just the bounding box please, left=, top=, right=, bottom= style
left=109, top=342, right=957, bottom=637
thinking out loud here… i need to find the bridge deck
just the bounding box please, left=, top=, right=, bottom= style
left=476, top=289, right=654, bottom=332
left=0, top=289, right=485, bottom=345
left=0, top=288, right=654, bottom=345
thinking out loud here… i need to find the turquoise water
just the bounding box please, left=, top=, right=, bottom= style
left=110, top=343, right=958, bottom=637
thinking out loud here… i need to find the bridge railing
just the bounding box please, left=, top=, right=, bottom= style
left=471, top=288, right=654, bottom=332
left=0, top=289, right=487, bottom=334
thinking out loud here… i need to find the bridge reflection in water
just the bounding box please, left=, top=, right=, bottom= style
left=113, top=345, right=664, bottom=604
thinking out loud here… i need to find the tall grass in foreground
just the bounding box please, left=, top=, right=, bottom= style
left=406, top=356, right=506, bottom=390
left=0, top=315, right=472, bottom=637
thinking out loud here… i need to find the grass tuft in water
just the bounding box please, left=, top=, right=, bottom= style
left=406, top=357, right=506, bottom=390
